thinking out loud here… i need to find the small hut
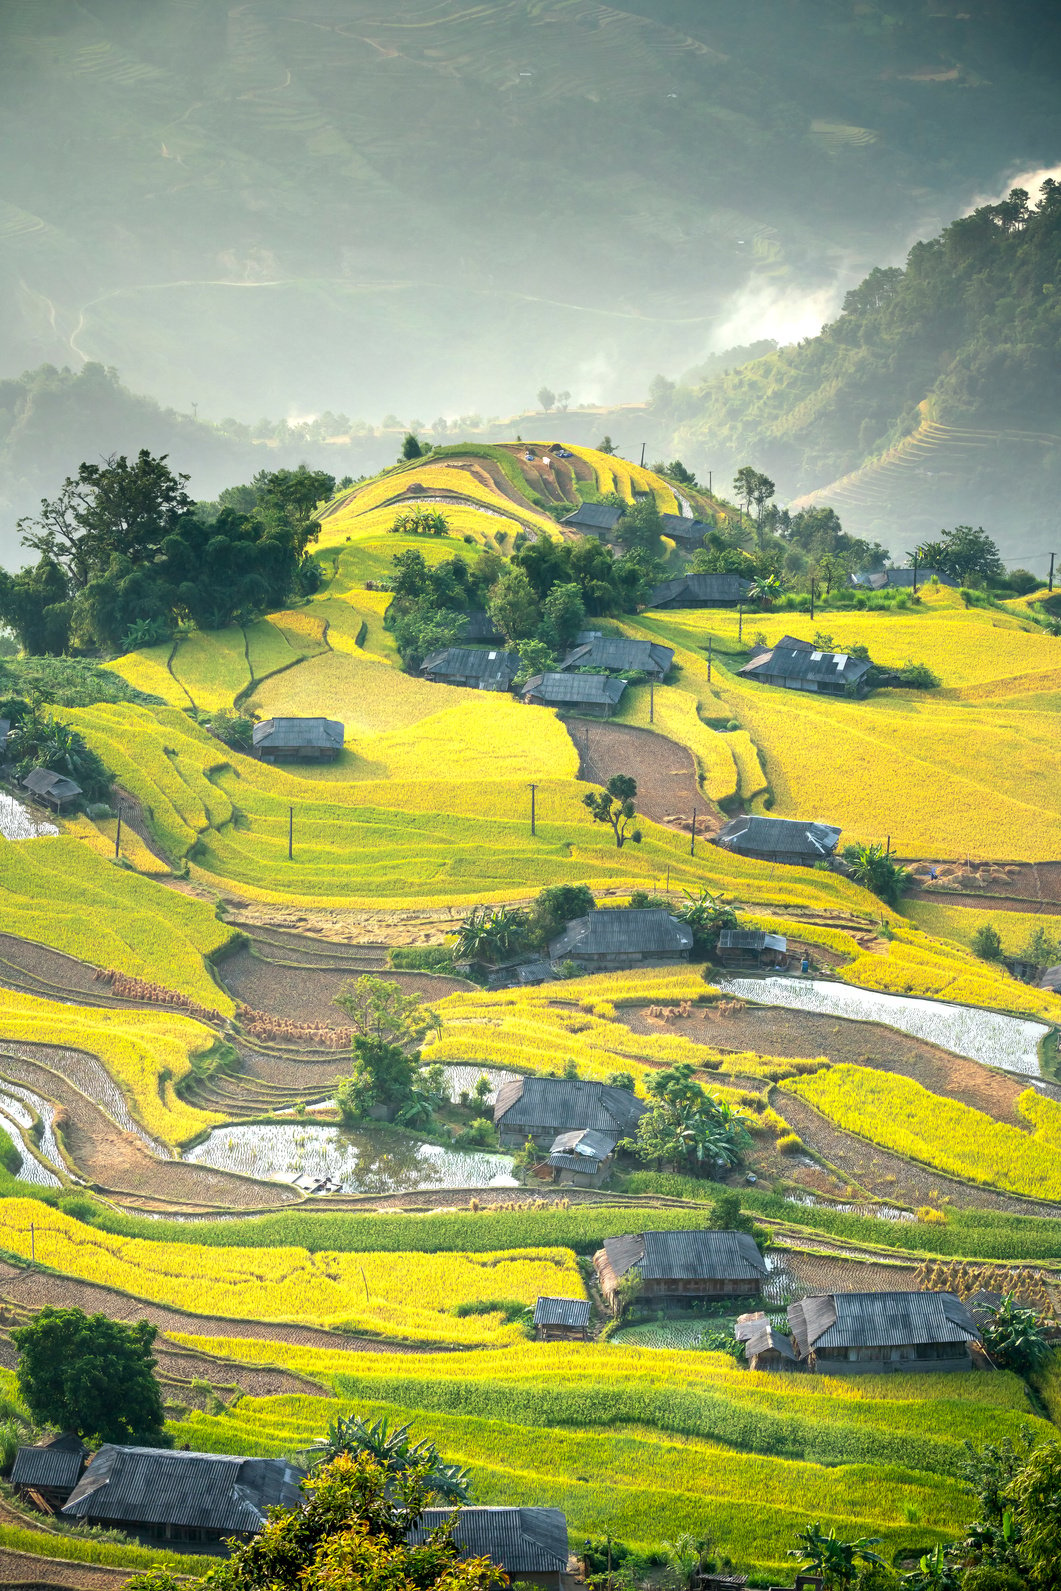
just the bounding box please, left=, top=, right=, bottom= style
left=544, top=1127, right=617, bottom=1187
left=717, top=929, right=788, bottom=969
left=560, top=503, right=623, bottom=539
left=11, top=1434, right=88, bottom=1507
left=21, top=769, right=82, bottom=811
left=787, top=1291, right=979, bottom=1373
left=734, top=1312, right=799, bottom=1372
left=407, top=1507, right=571, bottom=1591
left=252, top=717, right=343, bottom=763
left=520, top=672, right=627, bottom=718
left=534, top=1296, right=591, bottom=1342
left=547, top=908, right=693, bottom=970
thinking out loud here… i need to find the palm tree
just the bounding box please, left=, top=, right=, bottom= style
left=748, top=573, right=782, bottom=608
left=454, top=905, right=529, bottom=964
left=306, top=1415, right=471, bottom=1503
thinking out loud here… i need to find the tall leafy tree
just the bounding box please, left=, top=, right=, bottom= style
left=13, top=1307, right=169, bottom=1445
left=583, top=775, right=641, bottom=849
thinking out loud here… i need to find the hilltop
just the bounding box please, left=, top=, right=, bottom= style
left=650, top=183, right=1061, bottom=561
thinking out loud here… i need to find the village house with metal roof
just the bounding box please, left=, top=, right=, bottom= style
left=594, top=1229, right=768, bottom=1308
left=560, top=502, right=623, bottom=538
left=520, top=672, right=627, bottom=717
left=715, top=814, right=842, bottom=867
left=493, top=1076, right=645, bottom=1149
left=735, top=1312, right=800, bottom=1372
left=533, top=1296, right=591, bottom=1342
left=548, top=907, right=693, bottom=970
left=659, top=514, right=711, bottom=549
left=407, top=1507, right=572, bottom=1591
left=420, top=645, right=519, bottom=691
left=645, top=573, right=753, bottom=608
left=11, top=1435, right=88, bottom=1508
left=738, top=636, right=873, bottom=696
left=787, top=1291, right=980, bottom=1373
left=252, top=717, right=344, bottom=762
left=21, top=768, right=82, bottom=810
left=60, top=1446, right=305, bottom=1545
left=541, top=1126, right=618, bottom=1187
left=558, top=634, right=673, bottom=681
left=851, top=566, right=958, bottom=590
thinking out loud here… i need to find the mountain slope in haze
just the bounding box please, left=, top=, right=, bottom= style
left=657, top=184, right=1061, bottom=563
left=2, top=0, right=1061, bottom=420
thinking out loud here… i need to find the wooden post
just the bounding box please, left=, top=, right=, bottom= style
left=114, top=804, right=122, bottom=859
left=529, top=783, right=537, bottom=836
left=708, top=470, right=712, bottom=495
left=288, top=806, right=293, bottom=860
left=886, top=834, right=891, bottom=856
left=707, top=635, right=712, bottom=681
left=690, top=809, right=696, bottom=855
left=30, top=1223, right=34, bottom=1264
left=640, top=442, right=646, bottom=467
left=809, top=578, right=816, bottom=620
left=737, top=604, right=743, bottom=643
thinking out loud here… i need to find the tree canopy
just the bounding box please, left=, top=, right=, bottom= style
left=12, top=1306, right=169, bottom=1445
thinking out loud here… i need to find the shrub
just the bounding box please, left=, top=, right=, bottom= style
left=776, top=1133, right=802, bottom=1154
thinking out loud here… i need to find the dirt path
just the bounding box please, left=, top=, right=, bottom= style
left=565, top=718, right=719, bottom=834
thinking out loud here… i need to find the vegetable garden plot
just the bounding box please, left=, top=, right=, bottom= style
left=722, top=976, right=1048, bottom=1075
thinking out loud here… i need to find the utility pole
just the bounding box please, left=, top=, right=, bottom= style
left=737, top=603, right=744, bottom=644
left=30, top=1223, right=35, bottom=1264
left=114, top=802, right=122, bottom=859
left=706, top=635, right=712, bottom=682
left=1050, top=552, right=1056, bottom=592
left=529, top=782, right=537, bottom=836
left=288, top=806, right=294, bottom=860
left=809, top=578, right=816, bottom=621
left=690, top=810, right=697, bottom=855
left=708, top=470, right=712, bottom=495
left=912, top=551, right=919, bottom=595
left=649, top=680, right=654, bottom=723
left=640, top=442, right=646, bottom=467
left=191, top=400, right=198, bottom=421
left=886, top=834, right=891, bottom=856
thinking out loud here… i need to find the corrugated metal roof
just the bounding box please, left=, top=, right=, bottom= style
left=646, top=573, right=752, bottom=606
left=558, top=637, right=673, bottom=676
left=61, top=1447, right=304, bottom=1532
left=515, top=960, right=559, bottom=986
left=464, top=610, right=504, bottom=642
left=1041, top=964, right=1061, bottom=992
left=421, top=646, right=518, bottom=684
left=548, top=1151, right=605, bottom=1172
left=407, top=1507, right=568, bottom=1573
left=12, top=1441, right=86, bottom=1492
left=548, top=909, right=693, bottom=958
left=742, top=1324, right=797, bottom=1360
left=494, top=1077, right=645, bottom=1136
left=739, top=646, right=872, bottom=686
left=550, top=1128, right=616, bottom=1158
left=718, top=929, right=788, bottom=952
left=659, top=515, right=710, bottom=542
left=22, top=769, right=82, bottom=799
left=522, top=672, right=627, bottom=706
left=252, top=717, right=344, bottom=749
left=562, top=503, right=623, bottom=531
left=791, top=1291, right=978, bottom=1351
left=605, top=1229, right=767, bottom=1282
left=716, top=815, right=841, bottom=858
left=534, top=1296, right=591, bottom=1328
left=851, top=567, right=957, bottom=590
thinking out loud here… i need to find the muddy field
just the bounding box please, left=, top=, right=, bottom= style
left=565, top=718, right=719, bottom=835
left=219, top=948, right=468, bottom=1025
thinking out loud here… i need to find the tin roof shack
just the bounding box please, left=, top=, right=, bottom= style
left=734, top=1313, right=799, bottom=1372
left=521, top=672, right=627, bottom=718
left=739, top=639, right=872, bottom=697
left=493, top=1076, right=645, bottom=1149
left=408, top=1507, right=571, bottom=1591
left=561, top=503, right=623, bottom=539
left=464, top=610, right=504, bottom=643
left=558, top=635, right=674, bottom=681
left=1040, top=965, right=1061, bottom=994
left=252, top=717, right=343, bottom=763
left=646, top=573, right=752, bottom=608
left=543, top=1127, right=617, bottom=1187
left=548, top=907, right=693, bottom=971
left=787, top=1291, right=979, bottom=1374
left=717, top=929, right=788, bottom=969
left=61, top=1446, right=305, bottom=1547
left=421, top=646, right=519, bottom=691
left=594, top=1229, right=768, bottom=1309
left=11, top=1435, right=87, bottom=1507
left=851, top=567, right=958, bottom=590
left=21, top=769, right=82, bottom=811
left=715, top=815, right=842, bottom=868
left=659, top=515, right=711, bottom=550
left=534, top=1296, right=591, bottom=1342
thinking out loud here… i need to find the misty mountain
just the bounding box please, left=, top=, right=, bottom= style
left=649, top=183, right=1061, bottom=565
left=3, top=0, right=1061, bottom=423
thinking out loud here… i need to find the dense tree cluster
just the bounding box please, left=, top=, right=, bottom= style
left=13, top=1306, right=169, bottom=1446
left=0, top=452, right=332, bottom=654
